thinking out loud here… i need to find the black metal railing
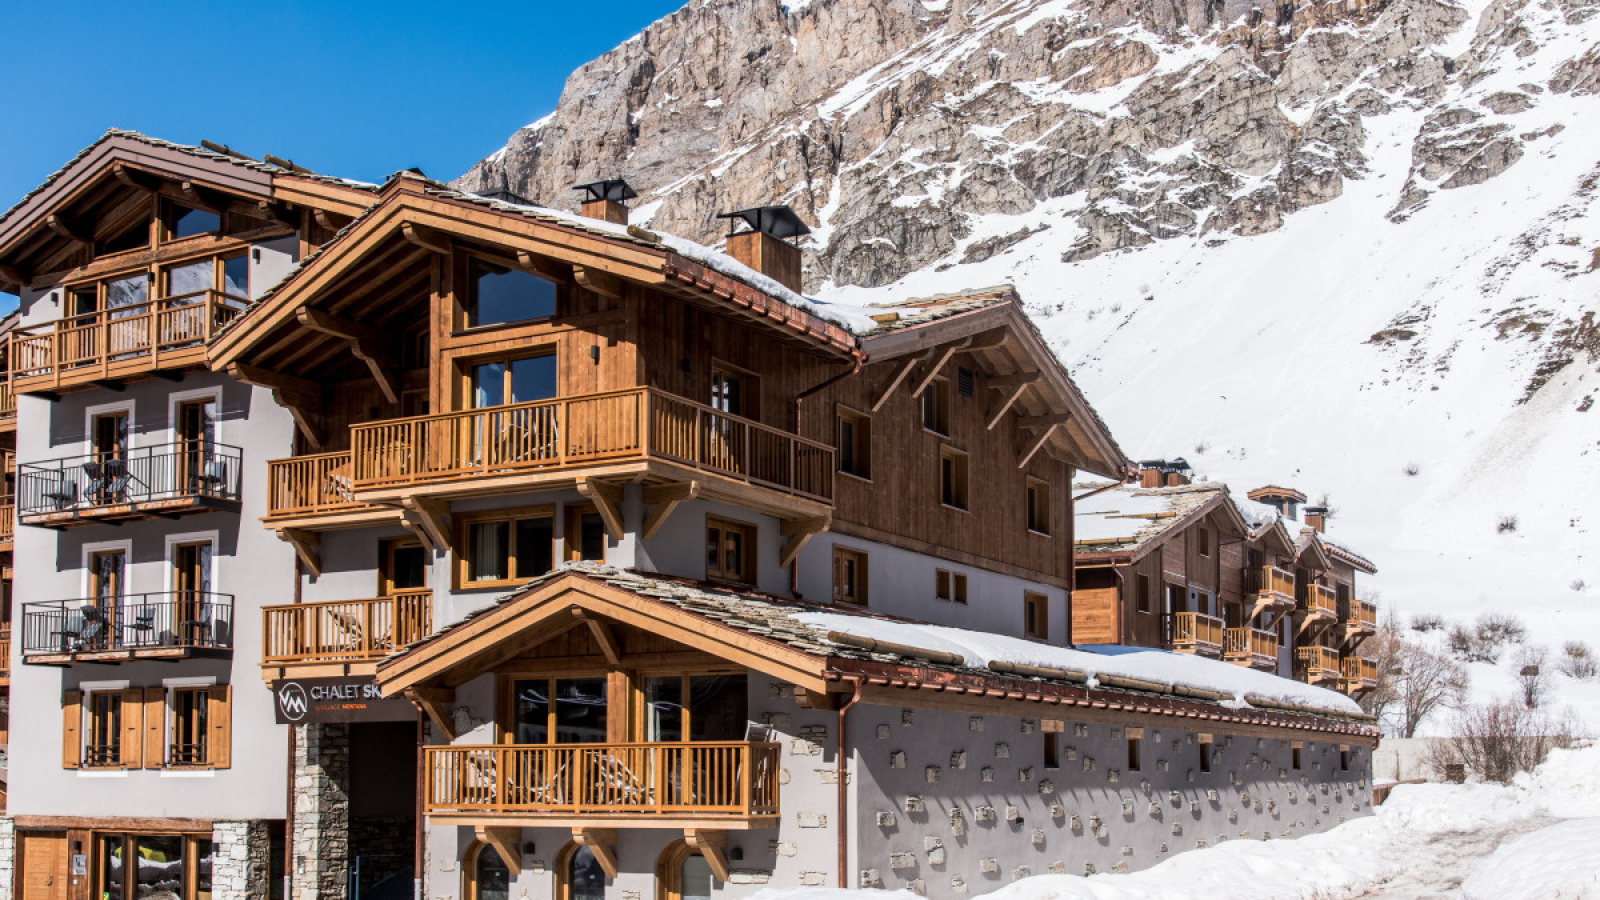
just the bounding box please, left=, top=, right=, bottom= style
left=21, top=592, right=234, bottom=656
left=169, top=742, right=209, bottom=766
left=17, top=441, right=243, bottom=517
left=85, top=743, right=123, bottom=767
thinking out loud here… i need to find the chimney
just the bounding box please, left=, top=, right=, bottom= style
left=1304, top=506, right=1328, bottom=533
left=1164, top=458, right=1192, bottom=487
left=1138, top=460, right=1166, bottom=489
left=574, top=178, right=637, bottom=226
left=718, top=205, right=811, bottom=294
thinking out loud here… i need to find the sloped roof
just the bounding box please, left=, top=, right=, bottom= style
left=1074, top=481, right=1231, bottom=557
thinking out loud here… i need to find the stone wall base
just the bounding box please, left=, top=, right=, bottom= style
left=213, top=820, right=272, bottom=900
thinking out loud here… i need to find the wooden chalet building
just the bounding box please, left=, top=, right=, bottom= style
left=0, top=132, right=1379, bottom=900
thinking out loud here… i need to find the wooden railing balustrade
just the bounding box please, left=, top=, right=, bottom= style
left=265, top=451, right=373, bottom=518
left=1296, top=645, right=1341, bottom=680
left=1357, top=601, right=1378, bottom=628
left=1303, top=584, right=1337, bottom=617
left=0, top=498, right=13, bottom=543
left=426, top=741, right=781, bottom=818
left=1168, top=611, right=1224, bottom=655
left=345, top=387, right=834, bottom=502
left=0, top=380, right=13, bottom=419
left=1341, top=655, right=1378, bottom=684
left=261, top=590, right=433, bottom=665
left=8, top=290, right=246, bottom=389
left=1245, top=565, right=1296, bottom=599
left=1224, top=626, right=1278, bottom=664
left=0, top=625, right=10, bottom=678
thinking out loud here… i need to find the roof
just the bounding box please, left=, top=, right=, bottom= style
left=856, top=286, right=1016, bottom=334
left=377, top=563, right=1372, bottom=729
left=1233, top=496, right=1376, bottom=574
left=1073, top=481, right=1233, bottom=557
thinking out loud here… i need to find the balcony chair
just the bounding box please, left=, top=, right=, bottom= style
left=322, top=466, right=357, bottom=504
left=43, top=475, right=79, bottom=509
left=178, top=599, right=215, bottom=648
left=74, top=604, right=109, bottom=652
left=196, top=458, right=229, bottom=495
left=125, top=607, right=156, bottom=647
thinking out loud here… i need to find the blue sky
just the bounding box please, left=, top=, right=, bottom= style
left=0, top=0, right=684, bottom=304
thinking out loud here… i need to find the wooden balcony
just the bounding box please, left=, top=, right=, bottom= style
left=8, top=290, right=247, bottom=394
left=296, top=387, right=834, bottom=519
left=0, top=497, right=12, bottom=551
left=1223, top=626, right=1278, bottom=670
left=17, top=442, right=242, bottom=528
left=0, top=625, right=10, bottom=684
left=263, top=450, right=396, bottom=531
left=0, top=379, right=14, bottom=430
left=1301, top=583, right=1337, bottom=618
left=1295, top=645, right=1341, bottom=685
left=1167, top=611, right=1224, bottom=657
left=1244, top=565, right=1296, bottom=618
left=260, top=590, right=433, bottom=678
left=1340, top=655, right=1378, bottom=694
left=21, top=592, right=233, bottom=665
left=425, top=741, right=781, bottom=828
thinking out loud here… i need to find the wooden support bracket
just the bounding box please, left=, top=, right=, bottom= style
left=112, top=164, right=162, bottom=193
left=277, top=528, right=322, bottom=578
left=1017, top=419, right=1066, bottom=470
left=572, top=609, right=623, bottom=666
left=793, top=687, right=838, bottom=711
left=402, top=222, right=452, bottom=256
left=641, top=481, right=699, bottom=541
left=46, top=214, right=93, bottom=247
left=911, top=339, right=971, bottom=399
left=683, top=829, right=730, bottom=882
left=313, top=209, right=354, bottom=232
left=986, top=373, right=1038, bottom=431
left=576, top=477, right=625, bottom=541
left=257, top=200, right=300, bottom=228
left=963, top=326, right=1011, bottom=351
left=870, top=350, right=928, bottom=413
left=226, top=363, right=324, bottom=449
left=179, top=181, right=228, bottom=214
left=779, top=515, right=831, bottom=569
left=409, top=687, right=457, bottom=741
left=0, top=262, right=29, bottom=288
left=475, top=827, right=522, bottom=877
left=572, top=829, right=619, bottom=879
left=401, top=497, right=451, bottom=554
left=296, top=307, right=402, bottom=404
left=573, top=265, right=624, bottom=299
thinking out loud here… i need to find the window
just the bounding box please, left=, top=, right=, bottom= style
left=458, top=508, right=554, bottom=588
left=935, top=569, right=967, bottom=604
left=99, top=833, right=213, bottom=900
left=467, top=842, right=512, bottom=900
left=836, top=407, right=871, bottom=479
left=1044, top=732, right=1060, bottom=769
left=1136, top=573, right=1152, bottom=615
left=1127, top=729, right=1143, bottom=771
left=710, top=366, right=751, bottom=417
left=382, top=538, right=429, bottom=594
left=1340, top=748, right=1350, bottom=771
left=1292, top=743, right=1303, bottom=770
left=99, top=216, right=152, bottom=255
left=705, top=518, right=756, bottom=584
left=1027, top=478, right=1051, bottom=534
left=939, top=448, right=969, bottom=510
left=86, top=690, right=124, bottom=767
left=510, top=677, right=608, bottom=744
left=470, top=353, right=558, bottom=408
left=168, top=687, right=210, bottom=767
left=564, top=503, right=606, bottom=563
left=921, top=379, right=950, bottom=434
left=1198, top=527, right=1211, bottom=558
left=833, top=547, right=868, bottom=606
left=464, top=257, right=557, bottom=328
left=164, top=201, right=221, bottom=241
left=1199, top=735, right=1213, bottom=773
left=558, top=842, right=608, bottom=900
left=643, top=673, right=748, bottom=741
left=1025, top=591, right=1049, bottom=640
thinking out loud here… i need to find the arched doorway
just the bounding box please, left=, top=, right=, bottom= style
left=556, top=841, right=609, bottom=900
left=657, top=841, right=715, bottom=900
left=463, top=841, right=511, bottom=900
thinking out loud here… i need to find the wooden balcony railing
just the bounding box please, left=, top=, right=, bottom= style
left=265, top=451, right=375, bottom=519
left=1167, top=611, right=1224, bottom=655
left=21, top=592, right=234, bottom=661
left=1341, top=655, right=1378, bottom=684
left=1244, top=565, right=1295, bottom=599
left=0, top=379, right=13, bottom=419
left=0, top=498, right=12, bottom=543
left=1302, top=584, right=1337, bottom=617
left=349, top=388, right=834, bottom=503
left=1356, top=601, right=1378, bottom=628
left=8, top=290, right=246, bottom=390
left=261, top=590, right=433, bottom=665
left=1296, top=645, right=1341, bottom=681
left=0, top=625, right=10, bottom=678
left=426, top=741, right=781, bottom=818
left=1224, top=626, right=1278, bottom=666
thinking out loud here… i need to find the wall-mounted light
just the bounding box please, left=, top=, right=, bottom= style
left=253, top=248, right=262, bottom=263
left=589, top=344, right=599, bottom=364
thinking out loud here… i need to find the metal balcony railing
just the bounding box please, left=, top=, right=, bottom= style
left=17, top=441, right=242, bottom=519
left=21, top=592, right=234, bottom=658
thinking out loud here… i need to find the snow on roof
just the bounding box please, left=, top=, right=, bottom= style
left=1074, top=481, right=1226, bottom=553
left=1231, top=497, right=1376, bottom=572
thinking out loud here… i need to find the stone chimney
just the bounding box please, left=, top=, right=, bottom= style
left=1304, top=506, right=1328, bottom=532
left=718, top=205, right=811, bottom=294
left=574, top=178, right=637, bottom=226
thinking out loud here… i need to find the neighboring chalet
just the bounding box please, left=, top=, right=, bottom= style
left=0, top=131, right=1378, bottom=900
left=1073, top=462, right=1378, bottom=699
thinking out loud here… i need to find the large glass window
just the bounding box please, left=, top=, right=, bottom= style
left=512, top=677, right=608, bottom=744
left=221, top=254, right=249, bottom=299
left=167, top=260, right=214, bottom=299
left=136, top=834, right=186, bottom=898
left=97, top=833, right=211, bottom=900
left=165, top=203, right=220, bottom=240
left=465, top=258, right=557, bottom=328
left=565, top=845, right=606, bottom=900
left=644, top=674, right=748, bottom=742
left=471, top=354, right=558, bottom=408
left=460, top=509, right=554, bottom=588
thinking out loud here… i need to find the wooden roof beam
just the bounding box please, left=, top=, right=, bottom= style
left=257, top=200, right=299, bottom=228
left=402, top=222, right=452, bottom=256
left=870, top=350, right=928, bottom=413
left=964, top=326, right=1012, bottom=351
left=408, top=687, right=457, bottom=740
left=573, top=609, right=622, bottom=666
left=401, top=497, right=451, bottom=555
left=179, top=181, right=228, bottom=214
left=911, top=338, right=971, bottom=399
left=46, top=214, right=93, bottom=247
left=225, top=363, right=324, bottom=449
left=1018, top=417, right=1069, bottom=470
left=112, top=164, right=162, bottom=193
left=0, top=262, right=28, bottom=289
left=295, top=307, right=402, bottom=404
left=314, top=209, right=354, bottom=232
left=986, top=371, right=1039, bottom=430
left=573, top=265, right=624, bottom=300
left=780, top=515, right=831, bottom=569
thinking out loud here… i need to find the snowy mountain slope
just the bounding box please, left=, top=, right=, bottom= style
left=460, top=0, right=1600, bottom=723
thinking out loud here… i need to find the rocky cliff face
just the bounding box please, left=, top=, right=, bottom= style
left=458, top=0, right=1597, bottom=289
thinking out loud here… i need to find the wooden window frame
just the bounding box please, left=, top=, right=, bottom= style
left=94, top=831, right=216, bottom=900
left=166, top=686, right=210, bottom=769
left=636, top=670, right=749, bottom=743
left=459, top=347, right=559, bottom=412
left=832, top=546, right=869, bottom=607
left=1026, top=477, right=1051, bottom=535
left=380, top=536, right=429, bottom=596
left=705, top=516, right=757, bottom=585
left=160, top=198, right=223, bottom=244
left=1024, top=591, right=1049, bottom=641
left=1197, top=526, right=1211, bottom=558
left=564, top=502, right=607, bottom=564
left=83, top=689, right=125, bottom=769
left=939, top=446, right=970, bottom=511
left=454, top=505, right=556, bottom=590
left=920, top=377, right=950, bottom=436
left=456, top=252, right=562, bottom=334
left=835, top=404, right=872, bottom=481
left=1135, top=573, right=1153, bottom=615
left=497, top=671, right=616, bottom=745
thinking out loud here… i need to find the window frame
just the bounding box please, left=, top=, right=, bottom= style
left=1024, top=591, right=1049, bottom=641
left=832, top=546, right=869, bottom=607
left=705, top=516, right=758, bottom=585
left=84, top=689, right=125, bottom=769
left=1197, top=526, right=1211, bottom=558
left=454, top=505, right=556, bottom=590
left=463, top=348, right=559, bottom=410
left=1026, top=477, right=1052, bottom=535
left=939, top=446, right=970, bottom=511
left=1126, top=728, right=1144, bottom=772
left=564, top=502, right=608, bottom=564
left=458, top=253, right=562, bottom=332
left=166, top=686, right=211, bottom=769
left=920, top=377, right=950, bottom=435
left=1135, top=572, right=1153, bottom=615
left=835, top=405, right=872, bottom=481
left=94, top=831, right=215, bottom=900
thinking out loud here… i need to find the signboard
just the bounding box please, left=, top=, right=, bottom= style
left=272, top=676, right=414, bottom=724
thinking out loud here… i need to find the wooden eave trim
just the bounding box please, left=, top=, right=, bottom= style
left=269, top=175, right=376, bottom=218
left=0, top=138, right=273, bottom=256
left=857, top=301, right=1016, bottom=361
left=12, top=814, right=218, bottom=831
left=374, top=573, right=830, bottom=695
left=1326, top=544, right=1378, bottom=575
left=1073, top=552, right=1135, bottom=566
left=1296, top=535, right=1333, bottom=571
left=662, top=253, right=860, bottom=361
left=823, top=661, right=1379, bottom=741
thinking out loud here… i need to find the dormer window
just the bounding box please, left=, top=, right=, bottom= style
left=465, top=258, right=556, bottom=328
left=163, top=201, right=220, bottom=241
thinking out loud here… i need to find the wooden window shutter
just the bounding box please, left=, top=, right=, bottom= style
left=208, top=685, right=232, bottom=769
left=62, top=691, right=83, bottom=769
left=120, top=688, right=145, bottom=770
left=144, top=687, right=166, bottom=770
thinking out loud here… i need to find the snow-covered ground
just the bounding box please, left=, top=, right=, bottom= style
left=746, top=742, right=1600, bottom=900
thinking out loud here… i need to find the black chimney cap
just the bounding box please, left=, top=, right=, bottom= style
left=573, top=179, right=638, bottom=203
left=718, top=205, right=812, bottom=241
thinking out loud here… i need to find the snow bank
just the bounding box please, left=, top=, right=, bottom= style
left=792, top=612, right=1363, bottom=715
left=1460, top=818, right=1600, bottom=900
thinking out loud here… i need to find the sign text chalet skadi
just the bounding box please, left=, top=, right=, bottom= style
left=272, top=676, right=414, bottom=724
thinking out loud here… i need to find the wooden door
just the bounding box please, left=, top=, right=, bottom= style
left=176, top=398, right=217, bottom=494
left=173, top=541, right=212, bottom=647
left=87, top=550, right=125, bottom=652
left=18, top=831, right=68, bottom=900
